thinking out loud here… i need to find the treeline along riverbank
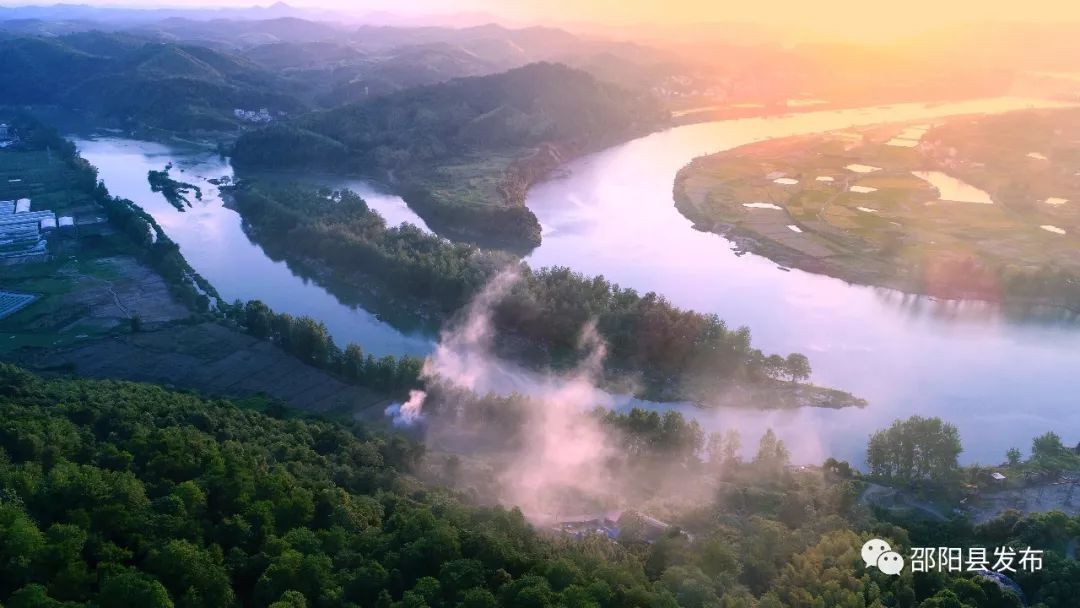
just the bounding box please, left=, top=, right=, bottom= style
left=228, top=181, right=863, bottom=407
left=8, top=113, right=218, bottom=313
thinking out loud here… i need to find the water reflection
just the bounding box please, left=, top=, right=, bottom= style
left=74, top=136, right=433, bottom=357
left=526, top=96, right=1080, bottom=465
left=911, top=170, right=995, bottom=204
left=70, top=96, right=1080, bottom=466
left=244, top=171, right=433, bottom=233
left=876, top=289, right=1080, bottom=326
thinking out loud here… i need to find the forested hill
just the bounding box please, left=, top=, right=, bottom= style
left=232, top=63, right=668, bottom=248
left=0, top=32, right=304, bottom=131
left=2, top=366, right=1076, bottom=607
left=233, top=62, right=665, bottom=169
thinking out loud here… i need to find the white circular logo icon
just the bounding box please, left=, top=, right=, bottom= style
left=861, top=538, right=892, bottom=568
left=877, top=551, right=905, bottom=575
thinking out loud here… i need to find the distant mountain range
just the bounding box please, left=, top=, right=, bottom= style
left=0, top=2, right=522, bottom=32
left=0, top=30, right=305, bottom=131
left=0, top=2, right=319, bottom=23
left=0, top=12, right=681, bottom=130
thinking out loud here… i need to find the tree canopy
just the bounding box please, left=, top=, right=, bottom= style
left=0, top=366, right=1075, bottom=607
left=866, top=416, right=963, bottom=483
left=228, top=182, right=816, bottom=403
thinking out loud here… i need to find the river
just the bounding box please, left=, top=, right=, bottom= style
left=74, top=137, right=433, bottom=357
left=74, top=97, right=1080, bottom=466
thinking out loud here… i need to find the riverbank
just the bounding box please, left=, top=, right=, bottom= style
left=0, top=114, right=409, bottom=420
left=692, top=380, right=867, bottom=410
left=666, top=92, right=1023, bottom=128
left=672, top=111, right=1080, bottom=310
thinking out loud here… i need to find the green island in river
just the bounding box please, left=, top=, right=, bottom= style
left=225, top=181, right=866, bottom=410
left=674, top=107, right=1080, bottom=309
left=148, top=163, right=203, bottom=211
left=0, top=111, right=862, bottom=418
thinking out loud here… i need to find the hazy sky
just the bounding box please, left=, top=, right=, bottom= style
left=7, top=0, right=1080, bottom=39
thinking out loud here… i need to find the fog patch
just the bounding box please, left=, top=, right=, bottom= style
left=404, top=268, right=628, bottom=522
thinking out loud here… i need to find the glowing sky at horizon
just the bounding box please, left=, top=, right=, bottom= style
left=7, top=0, right=1080, bottom=40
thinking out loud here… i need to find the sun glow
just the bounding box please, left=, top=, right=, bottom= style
left=68, top=0, right=1080, bottom=42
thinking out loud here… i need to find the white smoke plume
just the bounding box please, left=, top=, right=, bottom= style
left=390, top=267, right=838, bottom=524
left=385, top=389, right=428, bottom=427
left=411, top=267, right=625, bottom=523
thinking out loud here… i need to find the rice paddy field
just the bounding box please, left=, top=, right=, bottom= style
left=673, top=109, right=1080, bottom=296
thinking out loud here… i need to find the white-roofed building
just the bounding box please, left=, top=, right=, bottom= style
left=0, top=209, right=57, bottom=261
left=0, top=211, right=54, bottom=227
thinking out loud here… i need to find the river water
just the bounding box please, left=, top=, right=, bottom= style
left=74, top=137, right=433, bottom=357
left=74, top=97, right=1080, bottom=465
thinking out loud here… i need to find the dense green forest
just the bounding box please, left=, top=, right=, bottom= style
left=867, top=417, right=965, bottom=483
left=228, top=183, right=827, bottom=403
left=1, top=366, right=1077, bottom=607
left=0, top=32, right=304, bottom=131
left=232, top=63, right=667, bottom=247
